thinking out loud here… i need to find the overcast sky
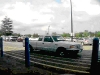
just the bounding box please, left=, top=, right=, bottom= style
left=0, top=0, right=100, bottom=35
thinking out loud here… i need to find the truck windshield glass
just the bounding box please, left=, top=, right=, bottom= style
left=52, top=36, right=65, bottom=42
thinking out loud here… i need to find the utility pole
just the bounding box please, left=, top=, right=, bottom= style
left=70, top=0, right=73, bottom=42
left=48, top=25, right=50, bottom=34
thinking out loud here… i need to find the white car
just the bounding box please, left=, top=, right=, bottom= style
left=29, top=38, right=38, bottom=40
left=9, top=36, right=18, bottom=41
left=23, top=37, right=38, bottom=47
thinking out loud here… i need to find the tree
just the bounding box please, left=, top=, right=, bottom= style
left=33, top=33, right=39, bottom=38
left=25, top=34, right=32, bottom=37
left=95, top=31, right=100, bottom=37
left=61, top=32, right=70, bottom=37
left=79, top=32, right=84, bottom=37
left=83, top=30, right=89, bottom=37
left=75, top=33, right=80, bottom=38
left=89, top=31, right=95, bottom=37
left=12, top=33, right=21, bottom=36
left=1, top=16, right=13, bottom=36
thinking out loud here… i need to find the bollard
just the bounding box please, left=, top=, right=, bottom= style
left=90, top=38, right=99, bottom=74
left=0, top=37, right=3, bottom=57
left=25, top=37, right=30, bottom=67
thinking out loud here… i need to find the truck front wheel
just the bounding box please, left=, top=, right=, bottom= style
left=56, top=48, right=66, bottom=57
left=59, top=51, right=65, bottom=57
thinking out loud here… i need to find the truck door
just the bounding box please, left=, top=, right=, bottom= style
left=36, top=36, right=44, bottom=50
left=43, top=36, right=56, bottom=52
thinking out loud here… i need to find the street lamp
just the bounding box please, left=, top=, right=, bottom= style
left=48, top=25, right=50, bottom=34
left=70, top=0, right=73, bottom=42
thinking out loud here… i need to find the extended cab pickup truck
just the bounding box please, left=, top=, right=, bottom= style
left=23, top=35, right=83, bottom=56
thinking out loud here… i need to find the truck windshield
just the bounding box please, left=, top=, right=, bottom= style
left=52, top=36, right=65, bottom=42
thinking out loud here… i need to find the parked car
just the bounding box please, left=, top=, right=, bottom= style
left=65, top=38, right=78, bottom=42
left=83, top=38, right=93, bottom=45
left=77, top=38, right=93, bottom=45
left=17, top=37, right=23, bottom=42
left=29, top=37, right=38, bottom=41
left=65, top=37, right=71, bottom=41
left=77, top=38, right=85, bottom=45
left=23, top=35, right=83, bottom=56
left=9, top=36, right=18, bottom=41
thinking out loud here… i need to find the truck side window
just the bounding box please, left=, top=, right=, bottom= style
left=38, top=37, right=43, bottom=41
left=44, top=36, right=53, bottom=42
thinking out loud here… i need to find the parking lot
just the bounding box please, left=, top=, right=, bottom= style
left=2, top=41, right=93, bottom=74
left=3, top=41, right=24, bottom=51
left=3, top=41, right=92, bottom=51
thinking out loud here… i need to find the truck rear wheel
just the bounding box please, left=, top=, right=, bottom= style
left=29, top=45, right=33, bottom=53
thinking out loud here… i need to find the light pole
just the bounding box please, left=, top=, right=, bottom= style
left=70, top=0, right=73, bottom=42
left=23, top=29, right=26, bottom=36
left=48, top=25, right=50, bottom=34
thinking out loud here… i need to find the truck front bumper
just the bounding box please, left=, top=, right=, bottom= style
left=66, top=49, right=83, bottom=54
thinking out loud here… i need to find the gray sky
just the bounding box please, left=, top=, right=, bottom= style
left=0, top=0, right=100, bottom=35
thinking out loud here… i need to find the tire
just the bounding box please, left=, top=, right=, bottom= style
left=72, top=52, right=78, bottom=56
left=59, top=51, right=65, bottom=57
left=29, top=45, right=33, bottom=53
left=90, top=44, right=92, bottom=46
left=57, top=48, right=66, bottom=57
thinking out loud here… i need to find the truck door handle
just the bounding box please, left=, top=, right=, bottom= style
left=42, top=43, right=44, bottom=44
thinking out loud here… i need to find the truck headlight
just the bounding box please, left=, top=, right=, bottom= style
left=70, top=45, right=76, bottom=48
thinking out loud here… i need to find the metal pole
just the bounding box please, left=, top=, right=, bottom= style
left=90, top=38, right=99, bottom=74
left=48, top=25, right=50, bottom=34
left=0, top=37, right=3, bottom=57
left=25, top=37, right=30, bottom=67
left=70, top=0, right=73, bottom=42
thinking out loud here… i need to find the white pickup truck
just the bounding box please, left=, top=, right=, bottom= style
left=23, top=35, right=83, bottom=56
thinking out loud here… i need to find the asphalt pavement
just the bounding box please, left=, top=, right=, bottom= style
left=3, top=41, right=92, bottom=51
left=0, top=41, right=97, bottom=75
